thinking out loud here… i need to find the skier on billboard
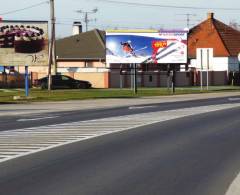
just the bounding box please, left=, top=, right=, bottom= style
left=120, top=40, right=135, bottom=56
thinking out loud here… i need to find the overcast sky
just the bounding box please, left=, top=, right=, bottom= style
left=0, top=0, right=240, bottom=38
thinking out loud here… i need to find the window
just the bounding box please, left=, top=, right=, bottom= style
left=149, top=75, right=153, bottom=82
left=86, top=62, right=93, bottom=67
left=61, top=76, right=70, bottom=81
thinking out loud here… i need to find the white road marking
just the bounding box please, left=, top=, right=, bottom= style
left=17, top=116, right=59, bottom=122
left=228, top=98, right=240, bottom=101
left=225, top=172, right=240, bottom=195
left=129, top=106, right=156, bottom=110
left=0, top=103, right=240, bottom=164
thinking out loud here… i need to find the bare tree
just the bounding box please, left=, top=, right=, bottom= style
left=229, top=20, right=240, bottom=31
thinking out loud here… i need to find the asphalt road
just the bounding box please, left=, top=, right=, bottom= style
left=0, top=99, right=240, bottom=194
left=0, top=95, right=240, bottom=131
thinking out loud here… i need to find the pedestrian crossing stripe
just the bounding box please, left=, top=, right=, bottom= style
left=0, top=103, right=240, bottom=163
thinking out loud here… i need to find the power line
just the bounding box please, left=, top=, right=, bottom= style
left=75, top=8, right=98, bottom=32
left=95, top=0, right=240, bottom=11
left=0, top=1, right=49, bottom=16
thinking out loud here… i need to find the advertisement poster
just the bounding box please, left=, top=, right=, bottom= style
left=0, top=20, right=48, bottom=66
left=106, top=30, right=188, bottom=64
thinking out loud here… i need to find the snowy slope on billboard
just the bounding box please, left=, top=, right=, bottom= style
left=106, top=31, right=187, bottom=64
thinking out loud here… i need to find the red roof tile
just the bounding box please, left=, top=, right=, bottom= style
left=188, top=14, right=240, bottom=58
left=214, top=19, right=240, bottom=56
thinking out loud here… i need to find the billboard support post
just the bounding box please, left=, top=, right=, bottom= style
left=25, top=66, right=29, bottom=97
left=120, top=64, right=123, bottom=89
left=134, top=63, right=138, bottom=94
left=167, top=64, right=170, bottom=90
left=172, top=67, right=176, bottom=94
left=131, top=64, right=134, bottom=90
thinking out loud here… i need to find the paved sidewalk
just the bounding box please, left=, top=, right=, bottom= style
left=0, top=92, right=240, bottom=117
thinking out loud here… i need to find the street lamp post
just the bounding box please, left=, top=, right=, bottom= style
left=76, top=8, right=98, bottom=32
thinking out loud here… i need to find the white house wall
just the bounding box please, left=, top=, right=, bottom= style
left=212, top=57, right=228, bottom=71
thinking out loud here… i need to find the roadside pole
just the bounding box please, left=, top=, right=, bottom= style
left=133, top=63, right=138, bottom=94
left=25, top=66, right=29, bottom=97
left=200, top=49, right=203, bottom=91
left=167, top=64, right=170, bottom=91
left=120, top=64, right=123, bottom=89
left=130, top=64, right=133, bottom=90
left=207, top=49, right=209, bottom=90
left=238, top=53, right=240, bottom=72
left=47, top=41, right=52, bottom=91
left=172, top=67, right=176, bottom=94
left=48, top=0, right=56, bottom=91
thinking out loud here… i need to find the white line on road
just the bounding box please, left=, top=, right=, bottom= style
left=228, top=98, right=240, bottom=101
left=0, top=103, right=239, bottom=164
left=17, top=116, right=59, bottom=122
left=128, top=106, right=156, bottom=110
left=225, top=172, right=240, bottom=195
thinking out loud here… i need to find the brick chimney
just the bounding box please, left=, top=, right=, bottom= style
left=207, top=12, right=214, bottom=19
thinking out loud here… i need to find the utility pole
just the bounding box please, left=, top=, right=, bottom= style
left=48, top=0, right=56, bottom=91
left=177, top=13, right=196, bottom=29
left=76, top=8, right=98, bottom=32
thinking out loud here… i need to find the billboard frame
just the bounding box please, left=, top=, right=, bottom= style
left=106, top=30, right=188, bottom=65
left=0, top=20, right=49, bottom=67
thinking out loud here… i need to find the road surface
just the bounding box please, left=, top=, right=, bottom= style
left=0, top=95, right=240, bottom=195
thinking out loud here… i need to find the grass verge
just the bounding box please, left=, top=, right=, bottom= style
left=0, top=86, right=240, bottom=103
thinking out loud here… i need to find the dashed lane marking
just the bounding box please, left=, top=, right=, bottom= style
left=228, top=98, right=240, bottom=102
left=128, top=106, right=156, bottom=110
left=0, top=103, right=240, bottom=164
left=17, top=116, right=59, bottom=122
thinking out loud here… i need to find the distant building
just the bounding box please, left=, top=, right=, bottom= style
left=187, top=12, right=240, bottom=85
left=6, top=14, right=240, bottom=88
left=56, top=29, right=109, bottom=88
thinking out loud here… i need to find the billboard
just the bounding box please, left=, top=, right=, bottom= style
left=106, top=30, right=188, bottom=64
left=0, top=20, right=48, bottom=66
left=196, top=48, right=213, bottom=70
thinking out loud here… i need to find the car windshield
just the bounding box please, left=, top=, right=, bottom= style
left=61, top=76, right=70, bottom=81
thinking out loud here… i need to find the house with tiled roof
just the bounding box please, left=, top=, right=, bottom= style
left=57, top=29, right=105, bottom=60
left=56, top=29, right=110, bottom=88
left=188, top=13, right=240, bottom=72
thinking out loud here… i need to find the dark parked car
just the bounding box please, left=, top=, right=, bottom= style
left=34, top=75, right=92, bottom=89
